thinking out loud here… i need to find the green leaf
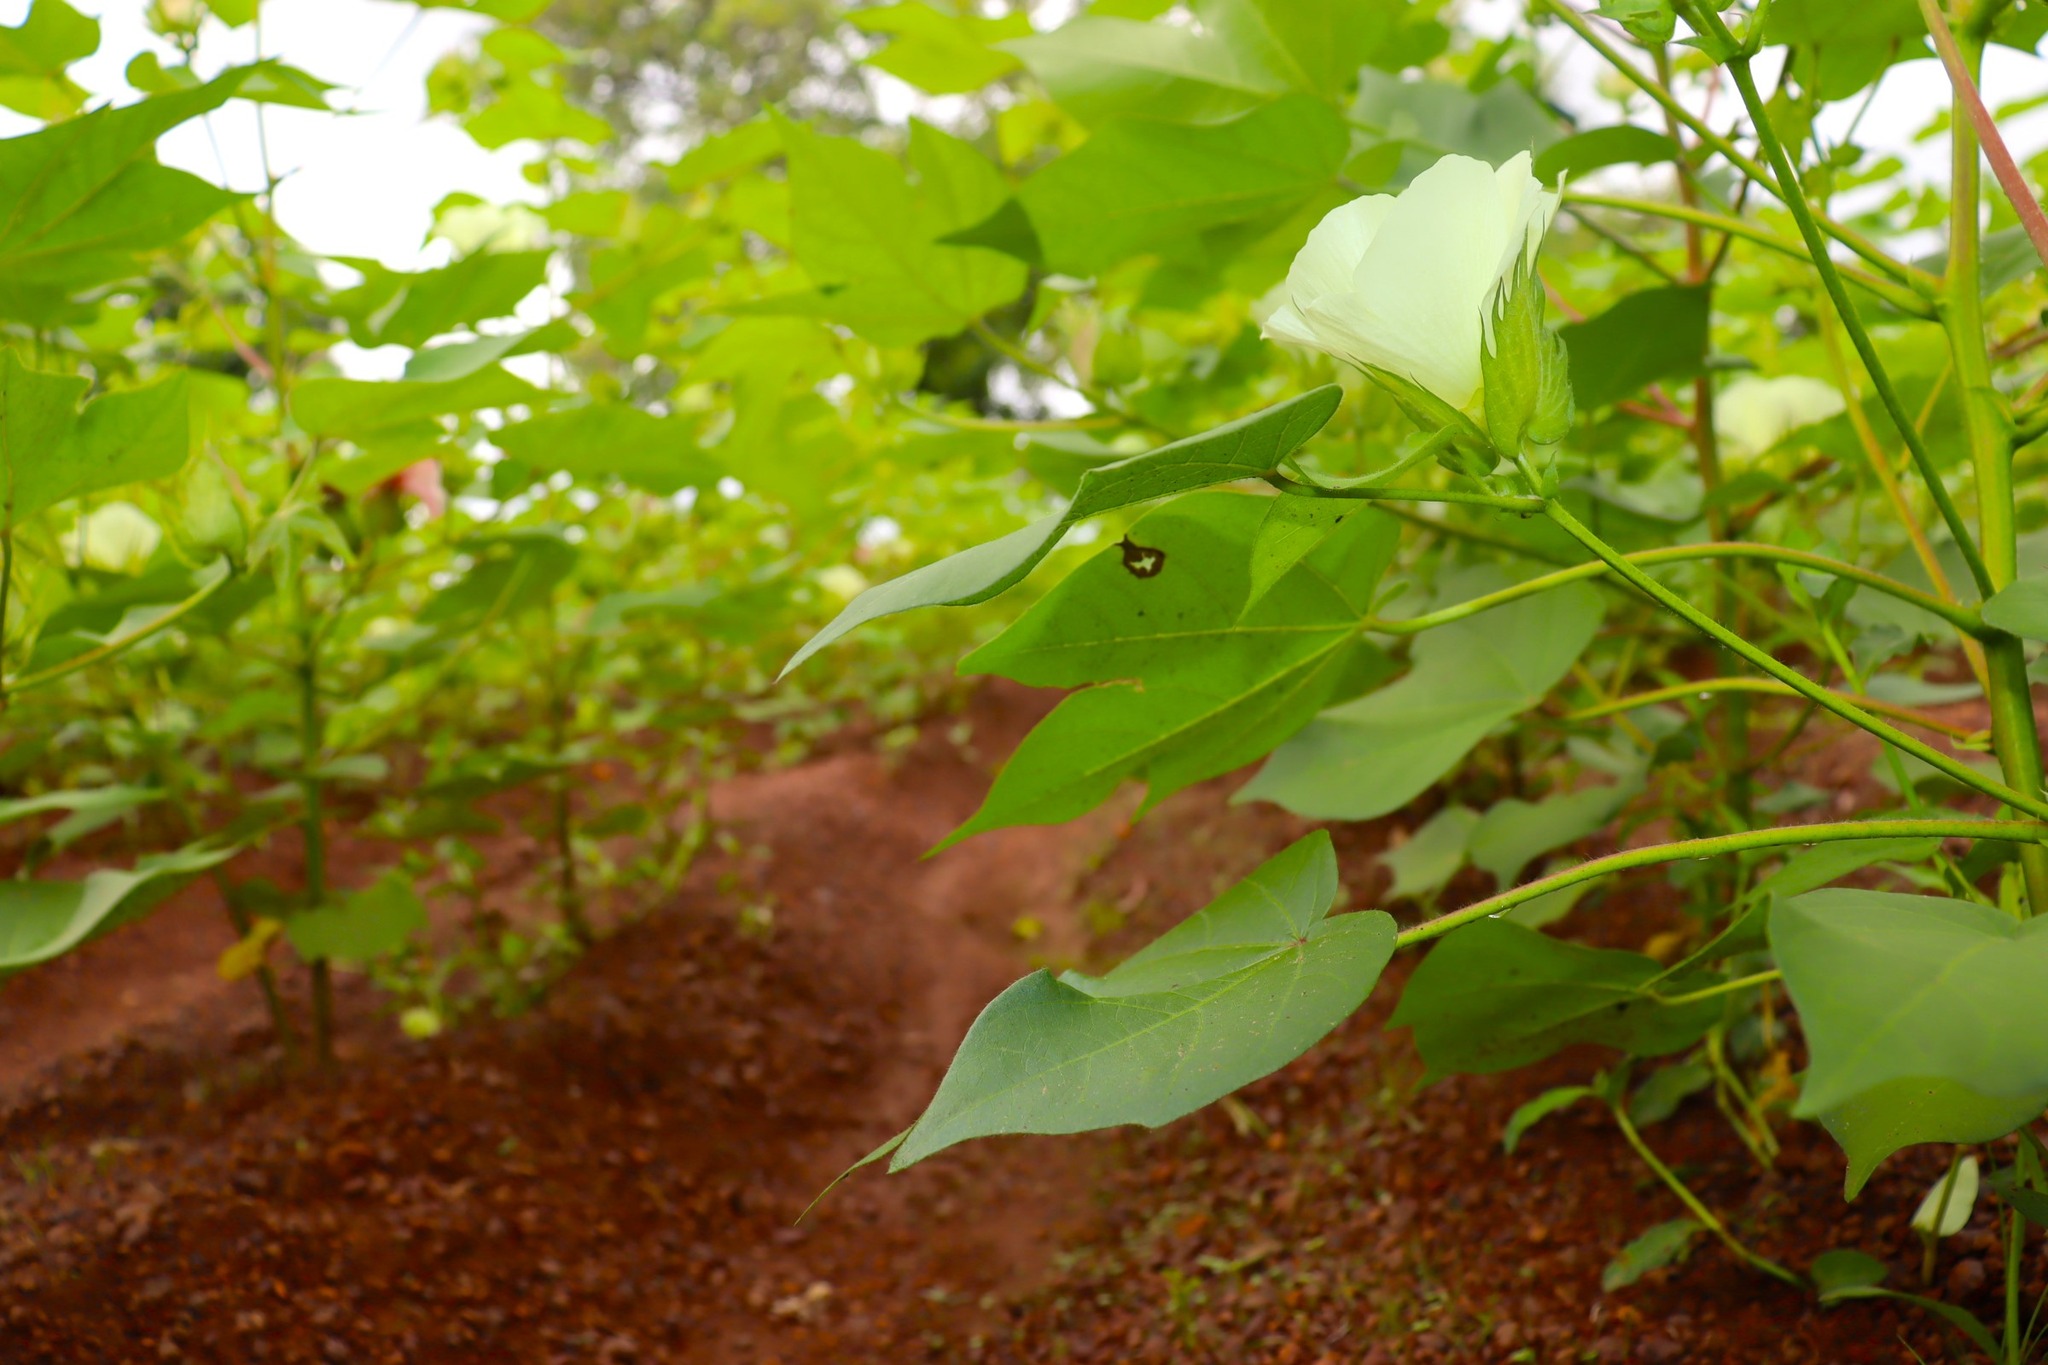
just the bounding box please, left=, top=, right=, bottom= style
left=773, top=114, right=1025, bottom=346
left=1381, top=803, right=1479, bottom=901
left=341, top=249, right=552, bottom=349
left=1602, top=1219, right=1701, bottom=1291
left=284, top=873, right=427, bottom=965
left=417, top=530, right=578, bottom=632
left=944, top=493, right=1398, bottom=844
left=0, top=72, right=246, bottom=290
left=290, top=366, right=542, bottom=441
left=0, top=353, right=189, bottom=532
left=1559, top=285, right=1711, bottom=411
left=465, top=77, right=611, bottom=149
left=493, top=405, right=720, bottom=496
left=1811, top=1248, right=1889, bottom=1300
left=1777, top=889, right=2048, bottom=1116
left=782, top=385, right=1342, bottom=675
left=0, top=783, right=162, bottom=853
left=1239, top=581, right=1603, bottom=821
left=1468, top=780, right=1636, bottom=887
left=1818, top=1077, right=2044, bottom=1197
left=890, top=832, right=1396, bottom=1168
left=1391, top=919, right=1720, bottom=1077
left=1502, top=1083, right=1595, bottom=1153
left=0, top=0, right=96, bottom=120
left=1017, top=95, right=1348, bottom=277
left=850, top=1, right=1029, bottom=94
left=1628, top=1060, right=1713, bottom=1126
left=1000, top=14, right=1287, bottom=126
left=666, top=116, right=781, bottom=192
left=1532, top=125, right=1677, bottom=183
left=1244, top=494, right=1355, bottom=609
left=1981, top=574, right=2048, bottom=640
left=400, top=321, right=578, bottom=383
left=1199, top=0, right=1447, bottom=98
left=0, top=845, right=232, bottom=974
left=1754, top=836, right=1944, bottom=901
left=1349, top=69, right=1561, bottom=178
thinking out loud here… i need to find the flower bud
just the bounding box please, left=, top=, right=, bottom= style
left=1481, top=262, right=1574, bottom=486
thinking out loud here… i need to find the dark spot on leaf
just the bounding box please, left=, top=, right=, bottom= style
left=1118, top=536, right=1166, bottom=579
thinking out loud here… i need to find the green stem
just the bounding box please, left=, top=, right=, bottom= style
left=1364, top=538, right=1983, bottom=637
left=295, top=577, right=332, bottom=1069
left=1610, top=1098, right=1802, bottom=1285
left=1546, top=501, right=2043, bottom=816
left=1936, top=19, right=2048, bottom=916
left=1564, top=192, right=1933, bottom=314
left=1720, top=54, right=1994, bottom=598
left=1650, top=969, right=1782, bottom=1007
left=1538, top=0, right=1929, bottom=290
left=0, top=528, right=12, bottom=710
left=1265, top=475, right=1544, bottom=513
left=1563, top=676, right=1981, bottom=741
left=1394, top=818, right=2043, bottom=948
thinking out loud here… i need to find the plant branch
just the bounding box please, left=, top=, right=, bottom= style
left=1362, top=539, right=1983, bottom=637
left=1918, top=0, right=2048, bottom=270
left=1720, top=54, right=1995, bottom=597
left=1264, top=474, right=1546, bottom=513
left=1546, top=500, right=2037, bottom=813
left=1562, top=676, right=1982, bottom=741
left=1395, top=818, right=2044, bottom=948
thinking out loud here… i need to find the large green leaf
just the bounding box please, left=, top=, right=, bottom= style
left=1559, top=286, right=1711, bottom=411
left=0, top=352, right=189, bottom=532
left=781, top=385, right=1342, bottom=675
left=942, top=492, right=1398, bottom=845
left=1000, top=14, right=1287, bottom=126
left=1017, top=95, right=1348, bottom=276
left=850, top=1, right=1029, bottom=94
left=1238, top=581, right=1603, bottom=820
left=1819, top=1077, right=2048, bottom=1198
left=1391, top=919, right=1721, bottom=1077
left=286, top=873, right=428, bottom=965
left=1348, top=69, right=1561, bottom=181
left=334, top=249, right=552, bottom=349
left=1468, top=778, right=1638, bottom=887
left=0, top=845, right=232, bottom=974
left=891, top=832, right=1395, bottom=1167
left=291, top=366, right=542, bottom=442
left=1197, top=0, right=1448, bottom=100
left=0, top=71, right=244, bottom=290
left=772, top=115, right=1026, bottom=345
left=1776, top=889, right=2048, bottom=1114
left=1532, top=125, right=1677, bottom=183
left=492, top=405, right=721, bottom=496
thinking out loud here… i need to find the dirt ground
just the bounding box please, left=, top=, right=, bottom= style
left=0, top=682, right=2035, bottom=1363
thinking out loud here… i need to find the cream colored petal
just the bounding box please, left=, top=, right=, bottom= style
left=1346, top=154, right=1508, bottom=407
left=1286, top=194, right=1393, bottom=307
left=1260, top=299, right=1327, bottom=352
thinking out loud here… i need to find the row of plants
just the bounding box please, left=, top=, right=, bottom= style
left=758, top=0, right=2048, bottom=1355
left=0, top=0, right=1032, bottom=1060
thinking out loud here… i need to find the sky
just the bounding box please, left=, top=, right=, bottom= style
left=0, top=0, right=533, bottom=270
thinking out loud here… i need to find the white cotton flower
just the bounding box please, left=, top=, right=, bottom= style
left=1262, top=152, right=1560, bottom=412
left=1715, top=375, right=1846, bottom=462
